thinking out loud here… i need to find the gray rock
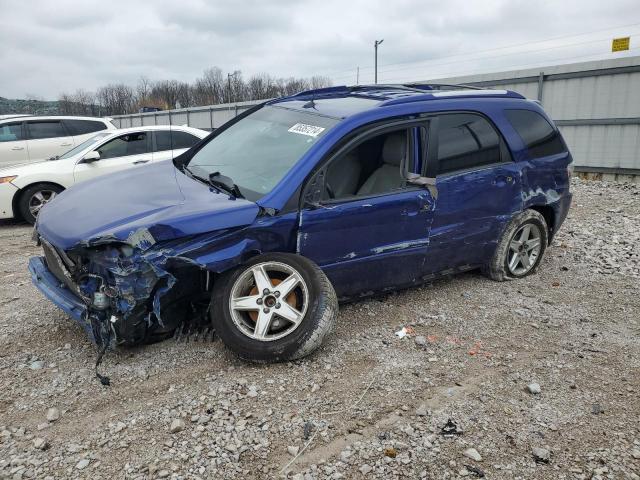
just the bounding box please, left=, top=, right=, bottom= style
left=359, top=464, right=372, bottom=475
left=532, top=447, right=550, bottom=463
left=463, top=447, right=482, bottom=462
left=415, top=335, right=427, bottom=347
left=46, top=408, right=60, bottom=422
left=631, top=449, right=640, bottom=459
left=169, top=418, right=185, bottom=433
left=415, top=404, right=428, bottom=417
left=287, top=445, right=300, bottom=456
left=75, top=459, right=90, bottom=470
left=29, top=361, right=44, bottom=370
left=33, top=437, right=48, bottom=450
left=527, top=383, right=541, bottom=394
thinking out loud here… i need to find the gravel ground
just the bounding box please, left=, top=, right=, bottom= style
left=0, top=178, right=639, bottom=480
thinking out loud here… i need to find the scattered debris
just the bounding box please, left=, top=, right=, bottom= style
left=414, top=335, right=427, bottom=347
left=441, top=419, right=463, bottom=437
left=33, top=437, right=49, bottom=450
left=591, top=403, right=605, bottom=415
left=395, top=326, right=415, bottom=338
left=464, top=464, right=486, bottom=477
left=415, top=404, right=428, bottom=417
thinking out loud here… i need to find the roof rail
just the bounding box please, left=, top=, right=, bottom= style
left=403, top=83, right=485, bottom=91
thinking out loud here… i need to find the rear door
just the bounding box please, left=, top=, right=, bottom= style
left=0, top=121, right=29, bottom=166
left=73, top=131, right=153, bottom=183
left=152, top=130, right=202, bottom=162
left=425, top=112, right=522, bottom=274
left=25, top=120, right=74, bottom=161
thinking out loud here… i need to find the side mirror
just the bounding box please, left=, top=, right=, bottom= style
left=81, top=151, right=100, bottom=164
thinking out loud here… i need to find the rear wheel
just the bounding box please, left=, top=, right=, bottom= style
left=18, top=183, right=64, bottom=224
left=211, top=253, right=338, bottom=362
left=485, top=209, right=548, bottom=281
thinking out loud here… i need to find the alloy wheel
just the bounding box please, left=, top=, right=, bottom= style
left=229, top=262, right=309, bottom=341
left=28, top=190, right=58, bottom=217
left=507, top=223, right=542, bottom=276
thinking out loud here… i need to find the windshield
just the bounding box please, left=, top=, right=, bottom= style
left=186, top=106, right=338, bottom=201
left=58, top=132, right=111, bottom=160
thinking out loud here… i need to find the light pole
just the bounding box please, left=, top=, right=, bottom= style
left=374, top=39, right=384, bottom=84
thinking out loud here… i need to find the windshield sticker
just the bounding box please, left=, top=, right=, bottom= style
left=288, top=123, right=325, bottom=137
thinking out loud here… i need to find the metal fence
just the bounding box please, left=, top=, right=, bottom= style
left=111, top=55, right=640, bottom=179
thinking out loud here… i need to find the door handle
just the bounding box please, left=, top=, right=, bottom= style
left=11, top=146, right=24, bottom=151
left=60, top=143, right=73, bottom=147
left=133, top=159, right=150, bottom=165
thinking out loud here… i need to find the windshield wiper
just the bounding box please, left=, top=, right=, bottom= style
left=209, top=171, right=244, bottom=198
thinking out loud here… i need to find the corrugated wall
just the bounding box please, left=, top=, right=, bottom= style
left=111, top=55, right=640, bottom=176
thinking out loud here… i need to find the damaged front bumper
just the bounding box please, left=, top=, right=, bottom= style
left=29, top=256, right=95, bottom=342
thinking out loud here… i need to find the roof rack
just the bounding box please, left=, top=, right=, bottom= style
left=402, top=83, right=485, bottom=91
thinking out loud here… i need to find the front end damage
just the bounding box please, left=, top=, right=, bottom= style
left=30, top=231, right=218, bottom=349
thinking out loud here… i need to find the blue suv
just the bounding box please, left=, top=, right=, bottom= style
left=29, top=84, right=573, bottom=362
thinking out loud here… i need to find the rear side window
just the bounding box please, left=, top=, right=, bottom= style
left=97, top=132, right=149, bottom=159
left=505, top=109, right=566, bottom=158
left=154, top=131, right=201, bottom=152
left=64, top=119, right=108, bottom=136
left=0, top=122, right=24, bottom=142
left=27, top=121, right=67, bottom=140
left=436, top=114, right=501, bottom=175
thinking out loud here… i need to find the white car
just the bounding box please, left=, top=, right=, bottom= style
left=0, top=125, right=209, bottom=224
left=0, top=115, right=116, bottom=167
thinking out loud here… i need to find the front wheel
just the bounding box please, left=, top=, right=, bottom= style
left=484, top=209, right=549, bottom=281
left=211, top=253, right=338, bottom=362
left=18, top=183, right=64, bottom=224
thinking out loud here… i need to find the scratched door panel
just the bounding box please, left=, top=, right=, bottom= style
left=298, top=188, right=435, bottom=297
left=426, top=163, right=522, bottom=273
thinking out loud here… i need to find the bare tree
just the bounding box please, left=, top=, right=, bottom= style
left=97, top=84, right=135, bottom=115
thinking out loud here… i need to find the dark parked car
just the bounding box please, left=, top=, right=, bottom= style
left=30, top=84, right=573, bottom=362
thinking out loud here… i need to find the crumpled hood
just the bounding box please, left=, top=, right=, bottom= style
left=37, top=160, right=260, bottom=250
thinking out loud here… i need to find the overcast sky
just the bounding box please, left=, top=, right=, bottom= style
left=0, top=0, right=638, bottom=100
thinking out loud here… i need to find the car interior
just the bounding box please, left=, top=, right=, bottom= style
left=324, top=130, right=409, bottom=200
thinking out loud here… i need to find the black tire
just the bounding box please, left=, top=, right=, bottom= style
left=484, top=209, right=549, bottom=282
left=18, top=183, right=64, bottom=224
left=211, top=253, right=338, bottom=362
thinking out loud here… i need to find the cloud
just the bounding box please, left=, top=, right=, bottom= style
left=0, top=0, right=638, bottom=99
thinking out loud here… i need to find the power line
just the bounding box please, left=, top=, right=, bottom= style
left=322, top=20, right=640, bottom=78
left=329, top=31, right=639, bottom=82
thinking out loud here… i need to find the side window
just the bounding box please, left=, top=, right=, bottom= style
left=97, top=132, right=149, bottom=160
left=154, top=131, right=201, bottom=152
left=0, top=122, right=24, bottom=142
left=505, top=109, right=566, bottom=159
left=26, top=121, right=67, bottom=140
left=436, top=114, right=501, bottom=175
left=64, top=120, right=108, bottom=136
left=323, top=128, right=414, bottom=200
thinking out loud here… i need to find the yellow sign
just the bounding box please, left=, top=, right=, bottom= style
left=612, top=37, right=630, bottom=52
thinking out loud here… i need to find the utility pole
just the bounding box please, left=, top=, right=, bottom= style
left=374, top=39, right=384, bottom=84
left=356, top=66, right=360, bottom=85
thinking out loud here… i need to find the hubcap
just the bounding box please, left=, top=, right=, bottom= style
left=28, top=190, right=58, bottom=217
left=507, top=223, right=542, bottom=275
left=229, top=262, right=309, bottom=341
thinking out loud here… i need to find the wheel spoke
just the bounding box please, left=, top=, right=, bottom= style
left=509, top=240, right=522, bottom=252
left=253, top=310, right=273, bottom=339
left=252, top=266, right=273, bottom=293
left=33, top=192, right=44, bottom=203
left=519, top=224, right=531, bottom=242
left=520, top=251, right=531, bottom=269
left=276, top=302, right=303, bottom=324
left=276, top=274, right=300, bottom=298
left=525, top=237, right=540, bottom=251
left=508, top=252, right=520, bottom=271
left=231, top=295, right=261, bottom=311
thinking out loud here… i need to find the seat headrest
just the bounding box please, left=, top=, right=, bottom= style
left=382, top=132, right=406, bottom=167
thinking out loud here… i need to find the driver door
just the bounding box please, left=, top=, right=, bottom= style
left=297, top=121, right=437, bottom=298
left=73, top=131, right=153, bottom=184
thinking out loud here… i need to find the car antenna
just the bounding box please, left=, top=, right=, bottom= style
left=302, top=92, right=317, bottom=110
